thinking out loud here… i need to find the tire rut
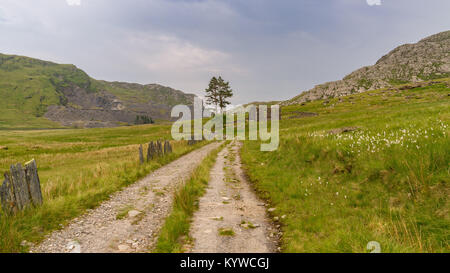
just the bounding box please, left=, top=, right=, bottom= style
left=188, top=142, right=279, bottom=253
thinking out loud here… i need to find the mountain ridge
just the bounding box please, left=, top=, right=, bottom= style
left=0, top=53, right=196, bottom=128
left=284, top=30, right=450, bottom=105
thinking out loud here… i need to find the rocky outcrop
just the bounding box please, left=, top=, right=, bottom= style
left=284, top=30, right=450, bottom=105
left=44, top=83, right=194, bottom=128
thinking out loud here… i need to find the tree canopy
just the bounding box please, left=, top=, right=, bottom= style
left=204, top=76, right=233, bottom=113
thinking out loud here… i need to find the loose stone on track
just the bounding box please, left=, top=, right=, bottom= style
left=32, top=142, right=221, bottom=253
left=188, top=142, right=278, bottom=253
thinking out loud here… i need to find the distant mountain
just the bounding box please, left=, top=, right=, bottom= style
left=284, top=30, right=450, bottom=105
left=0, top=53, right=196, bottom=128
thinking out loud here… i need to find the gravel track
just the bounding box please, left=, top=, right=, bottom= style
left=189, top=142, right=278, bottom=253
left=31, top=142, right=222, bottom=253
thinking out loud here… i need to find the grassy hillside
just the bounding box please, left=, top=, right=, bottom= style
left=0, top=54, right=88, bottom=129
left=0, top=53, right=194, bottom=129
left=241, top=79, right=449, bottom=252
left=0, top=124, right=206, bottom=252
left=96, top=81, right=193, bottom=107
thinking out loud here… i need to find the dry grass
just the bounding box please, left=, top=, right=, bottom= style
left=0, top=124, right=207, bottom=252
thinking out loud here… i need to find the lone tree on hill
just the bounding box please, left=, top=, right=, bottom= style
left=205, top=76, right=220, bottom=112
left=205, top=76, right=233, bottom=113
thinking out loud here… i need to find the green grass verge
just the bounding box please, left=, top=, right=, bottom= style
left=154, top=143, right=225, bottom=253
left=241, top=79, right=449, bottom=253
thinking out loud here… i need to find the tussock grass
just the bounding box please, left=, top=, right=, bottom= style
left=218, top=228, right=235, bottom=236
left=0, top=124, right=207, bottom=252
left=241, top=79, right=450, bottom=253
left=154, top=144, right=225, bottom=253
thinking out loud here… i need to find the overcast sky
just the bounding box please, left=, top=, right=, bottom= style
left=0, top=0, right=449, bottom=104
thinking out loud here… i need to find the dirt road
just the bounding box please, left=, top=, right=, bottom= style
left=32, top=142, right=222, bottom=253
left=188, top=142, right=278, bottom=253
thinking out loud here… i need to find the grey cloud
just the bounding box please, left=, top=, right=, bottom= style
left=0, top=0, right=449, bottom=104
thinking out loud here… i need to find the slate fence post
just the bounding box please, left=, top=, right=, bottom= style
left=142, top=140, right=173, bottom=163
left=0, top=159, right=43, bottom=215
left=139, top=144, right=144, bottom=164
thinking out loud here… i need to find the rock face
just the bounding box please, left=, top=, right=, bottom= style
left=284, top=30, right=450, bottom=105
left=0, top=53, right=196, bottom=128
left=43, top=82, right=195, bottom=128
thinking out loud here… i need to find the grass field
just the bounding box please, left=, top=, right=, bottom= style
left=1, top=77, right=449, bottom=253
left=0, top=123, right=206, bottom=252
left=241, top=79, right=450, bottom=252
